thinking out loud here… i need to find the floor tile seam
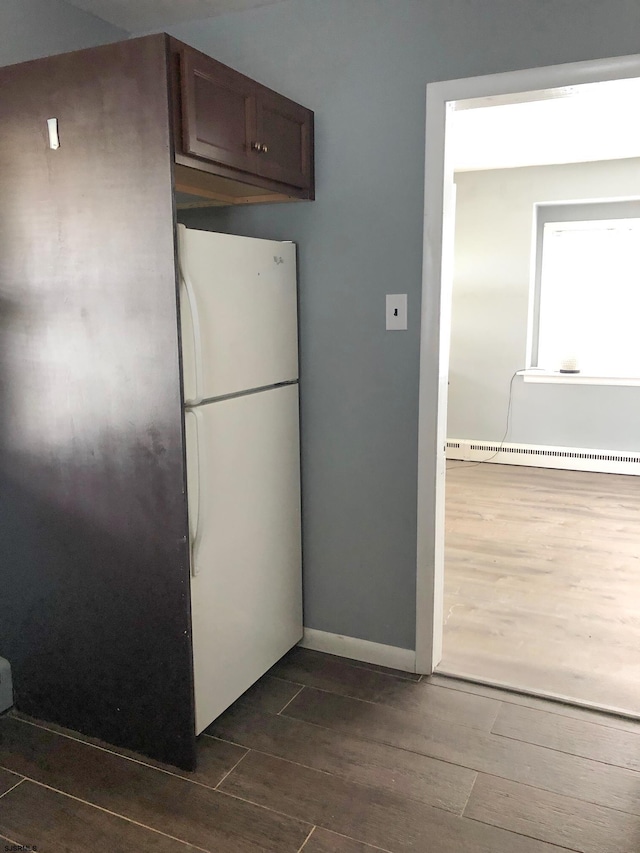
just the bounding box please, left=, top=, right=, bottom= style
left=274, top=707, right=487, bottom=775
left=0, top=778, right=26, bottom=799
left=5, top=715, right=242, bottom=793
left=490, top=702, right=640, bottom=739
left=429, top=677, right=640, bottom=731
left=0, top=759, right=314, bottom=840
left=305, top=826, right=396, bottom=853
left=483, top=696, right=504, bottom=735
left=269, top=675, right=306, bottom=689
left=280, top=683, right=498, bottom=733
left=202, top=732, right=246, bottom=748
left=372, top=679, right=502, bottom=713
left=458, top=770, right=479, bottom=816
left=487, top=728, right=640, bottom=775
left=221, top=765, right=574, bottom=853
left=278, top=667, right=424, bottom=705
left=12, top=709, right=637, bottom=827
left=226, top=721, right=640, bottom=821
left=0, top=776, right=215, bottom=853
left=462, top=770, right=640, bottom=821
left=296, top=825, right=316, bottom=852
left=254, top=701, right=487, bottom=768
left=288, top=671, right=494, bottom=709
left=283, top=685, right=382, bottom=706
left=213, top=748, right=250, bottom=790
left=459, top=810, right=589, bottom=853
left=340, top=662, right=422, bottom=685
left=202, top=729, right=477, bottom=804
left=215, top=743, right=471, bottom=816
left=476, top=758, right=640, bottom=819
left=292, top=650, right=420, bottom=684
left=215, top=778, right=421, bottom=852
left=277, top=685, right=306, bottom=715
left=279, top=691, right=512, bottom=749
left=200, top=774, right=316, bottom=831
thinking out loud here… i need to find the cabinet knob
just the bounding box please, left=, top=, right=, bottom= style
left=251, top=141, right=261, bottom=151
left=262, top=144, right=269, bottom=154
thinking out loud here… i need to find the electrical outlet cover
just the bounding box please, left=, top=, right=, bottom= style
left=386, top=294, right=407, bottom=330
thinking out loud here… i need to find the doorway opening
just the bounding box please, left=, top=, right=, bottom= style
left=416, top=54, right=640, bottom=717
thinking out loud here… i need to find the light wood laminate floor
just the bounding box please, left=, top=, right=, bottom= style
left=4, top=648, right=640, bottom=852
left=442, top=462, right=640, bottom=714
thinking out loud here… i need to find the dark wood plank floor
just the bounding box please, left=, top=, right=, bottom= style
left=3, top=647, right=640, bottom=851
left=443, top=462, right=640, bottom=714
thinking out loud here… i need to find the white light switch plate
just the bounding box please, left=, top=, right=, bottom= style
left=386, top=294, right=407, bottom=330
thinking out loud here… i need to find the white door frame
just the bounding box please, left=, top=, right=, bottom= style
left=415, top=51, right=640, bottom=675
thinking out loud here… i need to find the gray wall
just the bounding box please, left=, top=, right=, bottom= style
left=0, top=0, right=126, bottom=67
left=449, top=159, right=640, bottom=451
left=155, top=0, right=640, bottom=650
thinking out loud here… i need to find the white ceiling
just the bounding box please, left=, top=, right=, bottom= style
left=451, top=78, right=640, bottom=172
left=65, top=0, right=285, bottom=31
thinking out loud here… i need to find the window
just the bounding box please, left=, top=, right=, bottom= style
left=531, top=202, right=640, bottom=377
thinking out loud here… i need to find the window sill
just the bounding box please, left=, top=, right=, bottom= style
left=519, top=370, right=640, bottom=387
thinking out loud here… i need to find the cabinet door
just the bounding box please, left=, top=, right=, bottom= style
left=180, top=46, right=258, bottom=173
left=254, top=89, right=313, bottom=190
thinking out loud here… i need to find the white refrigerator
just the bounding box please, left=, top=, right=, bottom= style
left=178, top=224, right=303, bottom=735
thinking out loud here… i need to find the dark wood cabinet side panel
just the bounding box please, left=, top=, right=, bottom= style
left=308, top=110, right=316, bottom=201
left=0, top=35, right=196, bottom=771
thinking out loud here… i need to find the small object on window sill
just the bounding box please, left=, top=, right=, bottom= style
left=559, top=357, right=580, bottom=374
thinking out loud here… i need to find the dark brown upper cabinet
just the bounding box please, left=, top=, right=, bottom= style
left=180, top=46, right=258, bottom=175
left=172, top=40, right=315, bottom=205
left=255, top=88, right=313, bottom=189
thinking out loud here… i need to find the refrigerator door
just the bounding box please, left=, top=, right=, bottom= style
left=186, top=384, right=303, bottom=734
left=179, top=225, right=298, bottom=405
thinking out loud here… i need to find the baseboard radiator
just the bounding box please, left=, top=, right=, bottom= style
left=446, top=439, right=640, bottom=476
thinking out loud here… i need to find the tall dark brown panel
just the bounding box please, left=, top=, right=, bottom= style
left=0, top=35, right=196, bottom=770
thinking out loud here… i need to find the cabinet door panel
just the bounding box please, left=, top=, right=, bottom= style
left=181, top=47, right=257, bottom=173
left=255, top=91, right=313, bottom=190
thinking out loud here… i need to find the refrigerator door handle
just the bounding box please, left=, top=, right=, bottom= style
left=178, top=226, right=204, bottom=405
left=186, top=408, right=204, bottom=576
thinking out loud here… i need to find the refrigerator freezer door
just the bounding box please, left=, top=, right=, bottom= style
left=179, top=225, right=298, bottom=405
left=186, top=384, right=303, bottom=734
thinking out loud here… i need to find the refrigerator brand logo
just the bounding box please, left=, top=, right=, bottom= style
left=274, top=256, right=285, bottom=265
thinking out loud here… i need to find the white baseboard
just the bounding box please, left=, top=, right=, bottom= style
left=299, top=628, right=416, bottom=673
left=446, top=438, right=640, bottom=476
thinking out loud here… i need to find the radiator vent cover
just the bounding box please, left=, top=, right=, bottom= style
left=445, top=439, right=640, bottom=475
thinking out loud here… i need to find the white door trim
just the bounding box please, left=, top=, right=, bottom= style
left=415, top=51, right=640, bottom=675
